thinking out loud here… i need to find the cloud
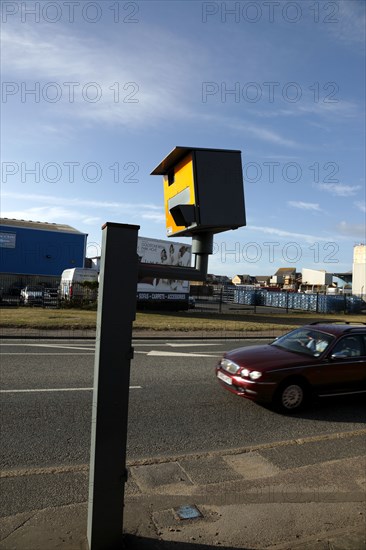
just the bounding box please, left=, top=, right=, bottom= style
left=217, top=117, right=301, bottom=148
left=325, top=0, right=366, bottom=46
left=82, top=217, right=102, bottom=225
left=1, top=207, right=103, bottom=229
left=2, top=191, right=162, bottom=211
left=1, top=24, right=204, bottom=130
left=1, top=192, right=163, bottom=227
left=249, top=225, right=331, bottom=243
left=337, top=221, right=366, bottom=238
left=354, top=201, right=366, bottom=213
left=316, top=183, right=361, bottom=197
left=141, top=212, right=165, bottom=223
left=297, top=100, right=360, bottom=120
left=2, top=206, right=80, bottom=223
left=252, top=99, right=361, bottom=124
left=238, top=124, right=299, bottom=148
left=287, top=201, right=322, bottom=212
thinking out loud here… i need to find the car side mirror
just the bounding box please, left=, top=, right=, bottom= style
left=331, top=351, right=349, bottom=359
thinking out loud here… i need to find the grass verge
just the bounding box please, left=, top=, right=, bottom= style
left=0, top=307, right=364, bottom=332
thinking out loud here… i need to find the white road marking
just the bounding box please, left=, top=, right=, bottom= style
left=0, top=343, right=94, bottom=351
left=0, top=353, right=94, bottom=356
left=0, top=386, right=142, bottom=393
left=31, top=343, right=95, bottom=351
left=165, top=343, right=221, bottom=347
left=0, top=342, right=92, bottom=346
left=147, top=350, right=221, bottom=357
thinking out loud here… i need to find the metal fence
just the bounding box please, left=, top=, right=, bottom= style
left=0, top=278, right=98, bottom=308
left=1, top=276, right=365, bottom=315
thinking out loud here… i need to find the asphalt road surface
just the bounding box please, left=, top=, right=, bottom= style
left=1, top=337, right=365, bottom=516
left=1, top=337, right=366, bottom=467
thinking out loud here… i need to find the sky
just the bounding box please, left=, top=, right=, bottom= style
left=1, top=0, right=365, bottom=278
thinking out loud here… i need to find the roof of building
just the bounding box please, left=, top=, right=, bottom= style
left=0, top=218, right=85, bottom=235
left=232, top=274, right=254, bottom=280
left=274, top=267, right=297, bottom=275
left=302, top=268, right=330, bottom=274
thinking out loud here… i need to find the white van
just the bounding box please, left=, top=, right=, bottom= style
left=60, top=268, right=98, bottom=300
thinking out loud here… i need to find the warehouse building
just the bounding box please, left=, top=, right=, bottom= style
left=0, top=218, right=87, bottom=295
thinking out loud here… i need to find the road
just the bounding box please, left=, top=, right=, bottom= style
left=1, top=337, right=365, bottom=516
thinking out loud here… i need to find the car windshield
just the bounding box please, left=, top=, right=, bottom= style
left=271, top=328, right=335, bottom=357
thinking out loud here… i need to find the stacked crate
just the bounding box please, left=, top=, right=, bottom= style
left=233, top=289, right=364, bottom=314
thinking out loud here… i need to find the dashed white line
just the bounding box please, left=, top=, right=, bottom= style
left=0, top=386, right=142, bottom=393
left=165, top=343, right=222, bottom=347
left=147, top=350, right=221, bottom=357
left=0, top=343, right=94, bottom=351
left=31, top=344, right=95, bottom=351
left=0, top=351, right=94, bottom=357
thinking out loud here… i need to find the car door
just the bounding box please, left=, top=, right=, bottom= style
left=311, top=334, right=366, bottom=395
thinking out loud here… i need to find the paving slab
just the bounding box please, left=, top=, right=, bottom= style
left=130, top=461, right=193, bottom=494
left=0, top=450, right=365, bottom=550
left=223, top=452, right=281, bottom=479
left=180, top=456, right=243, bottom=485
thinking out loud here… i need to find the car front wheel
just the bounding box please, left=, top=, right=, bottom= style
left=275, top=380, right=307, bottom=413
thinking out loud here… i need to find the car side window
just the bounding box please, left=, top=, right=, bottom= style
left=331, top=335, right=364, bottom=358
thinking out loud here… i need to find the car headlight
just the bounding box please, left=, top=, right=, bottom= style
left=249, top=371, right=262, bottom=380
left=220, top=358, right=240, bottom=374
left=240, top=369, right=262, bottom=380
left=240, top=368, right=250, bottom=378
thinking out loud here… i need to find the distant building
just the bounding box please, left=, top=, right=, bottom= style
left=270, top=268, right=296, bottom=286
left=0, top=218, right=87, bottom=292
left=232, top=274, right=255, bottom=285
left=206, top=274, right=231, bottom=284
left=353, top=244, right=366, bottom=297
left=255, top=275, right=271, bottom=287
left=301, top=268, right=333, bottom=292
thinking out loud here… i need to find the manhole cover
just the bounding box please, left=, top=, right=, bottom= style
left=174, top=505, right=203, bottom=520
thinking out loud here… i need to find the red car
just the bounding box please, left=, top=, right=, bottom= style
left=216, top=322, right=366, bottom=413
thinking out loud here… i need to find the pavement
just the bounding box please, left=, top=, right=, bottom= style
left=1, top=432, right=365, bottom=550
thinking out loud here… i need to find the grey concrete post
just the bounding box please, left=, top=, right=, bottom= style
left=87, top=222, right=139, bottom=550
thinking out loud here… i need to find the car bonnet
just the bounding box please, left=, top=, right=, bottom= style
left=224, top=344, right=317, bottom=372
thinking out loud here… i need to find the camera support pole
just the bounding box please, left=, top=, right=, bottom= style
left=87, top=222, right=139, bottom=550
left=87, top=224, right=213, bottom=550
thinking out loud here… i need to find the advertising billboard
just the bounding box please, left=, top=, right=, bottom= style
left=137, top=236, right=191, bottom=306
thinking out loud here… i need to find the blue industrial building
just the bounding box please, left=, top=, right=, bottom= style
left=0, top=218, right=87, bottom=293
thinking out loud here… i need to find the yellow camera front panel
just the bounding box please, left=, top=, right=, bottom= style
left=164, top=153, right=196, bottom=236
